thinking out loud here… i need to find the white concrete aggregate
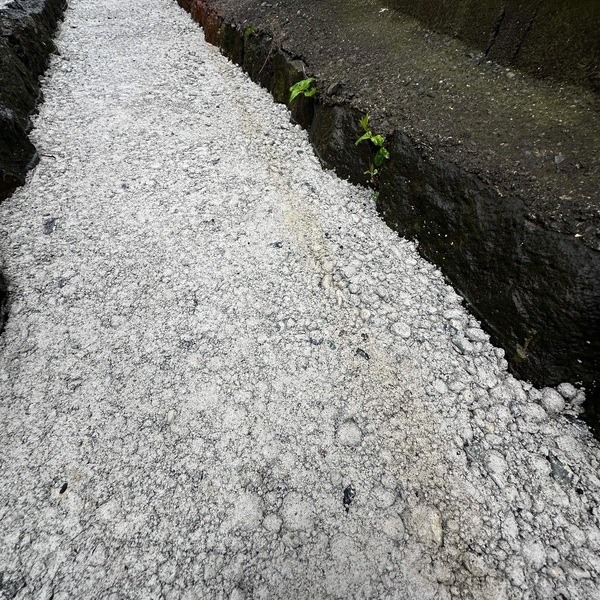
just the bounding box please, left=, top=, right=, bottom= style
left=1, top=0, right=599, bottom=598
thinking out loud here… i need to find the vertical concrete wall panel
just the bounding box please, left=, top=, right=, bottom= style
left=384, top=0, right=600, bottom=90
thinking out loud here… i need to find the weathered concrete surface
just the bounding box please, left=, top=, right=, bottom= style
left=383, top=0, right=600, bottom=92
left=2, top=2, right=600, bottom=597
left=177, top=0, right=600, bottom=426
left=0, top=269, right=7, bottom=333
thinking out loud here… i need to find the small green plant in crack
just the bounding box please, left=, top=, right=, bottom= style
left=244, top=26, right=255, bottom=38
left=289, top=77, right=316, bottom=104
left=355, top=113, right=390, bottom=184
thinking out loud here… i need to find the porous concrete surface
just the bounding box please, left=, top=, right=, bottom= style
left=0, top=0, right=599, bottom=598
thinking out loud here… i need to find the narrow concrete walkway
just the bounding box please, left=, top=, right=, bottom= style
left=0, top=1, right=599, bottom=599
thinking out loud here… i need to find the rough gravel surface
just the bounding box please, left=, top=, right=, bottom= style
left=1, top=1, right=599, bottom=599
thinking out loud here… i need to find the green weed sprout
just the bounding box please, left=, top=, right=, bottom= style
left=355, top=113, right=390, bottom=183
left=289, top=77, right=316, bottom=104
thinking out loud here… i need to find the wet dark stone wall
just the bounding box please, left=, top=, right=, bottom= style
left=377, top=132, right=599, bottom=390
left=0, top=0, right=67, bottom=199
left=0, top=0, right=67, bottom=330
left=383, top=0, right=600, bottom=92
left=177, top=0, right=600, bottom=424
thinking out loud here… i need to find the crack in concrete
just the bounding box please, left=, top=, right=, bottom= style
left=483, top=7, right=506, bottom=58
left=511, top=0, right=545, bottom=64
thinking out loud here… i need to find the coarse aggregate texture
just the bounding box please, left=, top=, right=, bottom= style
left=0, top=0, right=599, bottom=599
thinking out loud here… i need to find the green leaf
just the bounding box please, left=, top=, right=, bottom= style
left=289, top=77, right=316, bottom=103
left=289, top=88, right=301, bottom=103
left=360, top=114, right=370, bottom=131
left=244, top=27, right=255, bottom=37
left=355, top=131, right=372, bottom=145
left=294, top=78, right=315, bottom=92
left=374, top=146, right=390, bottom=167
left=370, top=135, right=385, bottom=147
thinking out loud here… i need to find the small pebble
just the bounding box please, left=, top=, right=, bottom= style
left=557, top=383, right=577, bottom=400
left=540, top=388, right=565, bottom=414
left=337, top=421, right=362, bottom=447
left=391, top=322, right=411, bottom=339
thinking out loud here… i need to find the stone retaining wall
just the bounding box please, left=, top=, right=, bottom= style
left=0, top=0, right=67, bottom=331
left=383, top=0, right=600, bottom=92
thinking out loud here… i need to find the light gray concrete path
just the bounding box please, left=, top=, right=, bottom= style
left=1, top=1, right=599, bottom=598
